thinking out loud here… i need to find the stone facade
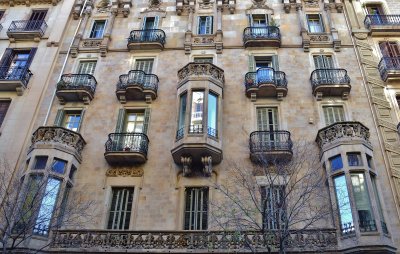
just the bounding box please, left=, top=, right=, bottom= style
left=2, top=0, right=400, bottom=253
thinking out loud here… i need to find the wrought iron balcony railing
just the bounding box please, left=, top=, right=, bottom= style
left=249, top=130, right=293, bottom=155
left=56, top=74, right=97, bottom=95
left=128, top=29, right=166, bottom=45
left=176, top=124, right=218, bottom=140
left=310, top=69, right=350, bottom=88
left=359, top=219, right=377, bottom=233
left=245, top=68, right=287, bottom=90
left=117, top=70, right=159, bottom=92
left=364, top=14, right=400, bottom=29
left=340, top=222, right=355, bottom=236
left=7, top=20, right=47, bottom=36
left=0, top=66, right=32, bottom=87
left=105, top=133, right=149, bottom=155
left=378, top=57, right=400, bottom=81
left=51, top=229, right=338, bottom=251
left=243, top=26, right=281, bottom=42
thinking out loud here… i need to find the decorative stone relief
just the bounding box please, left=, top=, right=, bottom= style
left=0, top=0, right=61, bottom=6
left=201, top=156, right=212, bottom=176
left=177, top=62, right=225, bottom=85
left=181, top=156, right=192, bottom=176
left=81, top=39, right=102, bottom=48
left=303, top=0, right=318, bottom=8
left=106, top=168, right=144, bottom=177
left=199, top=0, right=213, bottom=9
left=96, top=0, right=111, bottom=13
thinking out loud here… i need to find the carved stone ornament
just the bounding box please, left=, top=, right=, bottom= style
left=309, top=34, right=330, bottom=42
left=249, top=0, right=271, bottom=10
left=201, top=156, right=212, bottom=176
left=177, top=62, right=225, bottom=85
left=96, top=0, right=111, bottom=13
left=106, top=168, right=144, bottom=177
left=199, top=0, right=213, bottom=9
left=353, top=32, right=368, bottom=40
left=303, top=0, right=319, bottom=8
left=81, top=39, right=102, bottom=48
left=181, top=156, right=192, bottom=176
left=193, top=36, right=214, bottom=44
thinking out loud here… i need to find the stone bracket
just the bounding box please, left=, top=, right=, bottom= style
left=181, top=156, right=192, bottom=177
left=201, top=156, right=212, bottom=176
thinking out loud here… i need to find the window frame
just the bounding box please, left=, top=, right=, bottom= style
left=89, top=19, right=107, bottom=39
left=107, top=187, right=135, bottom=230
left=322, top=105, right=346, bottom=126
left=0, top=100, right=11, bottom=128
left=183, top=186, right=209, bottom=230
left=197, top=16, right=213, bottom=35
left=306, top=14, right=325, bottom=33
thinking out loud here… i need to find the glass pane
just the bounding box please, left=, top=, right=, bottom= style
left=190, top=91, right=204, bottom=130
left=33, top=156, right=48, bottom=170
left=184, top=187, right=208, bottom=230
left=334, top=175, right=354, bottom=234
left=208, top=93, right=217, bottom=137
left=178, top=93, right=187, bottom=130
left=34, top=178, right=61, bottom=236
left=107, top=187, right=134, bottom=230
left=51, top=159, right=67, bottom=174
left=347, top=153, right=362, bottom=167
left=64, top=114, right=81, bottom=132
left=330, top=155, right=343, bottom=171
left=351, top=173, right=375, bottom=231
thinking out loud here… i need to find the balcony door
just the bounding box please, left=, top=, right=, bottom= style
left=27, top=10, right=47, bottom=30
left=249, top=14, right=268, bottom=36
left=141, top=17, right=159, bottom=41
left=379, top=42, right=400, bottom=69
left=257, top=107, right=279, bottom=149
left=122, top=112, right=145, bottom=151
left=76, top=61, right=96, bottom=86
left=255, top=56, right=273, bottom=83
left=133, top=59, right=154, bottom=85
left=313, top=55, right=334, bottom=82
left=0, top=49, right=36, bottom=80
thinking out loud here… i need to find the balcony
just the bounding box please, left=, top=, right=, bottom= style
left=364, top=15, right=400, bottom=36
left=316, top=122, right=371, bottom=153
left=30, top=126, right=86, bottom=161
left=116, top=70, right=159, bottom=103
left=177, top=62, right=225, bottom=88
left=127, top=29, right=166, bottom=51
left=7, top=20, right=47, bottom=41
left=378, top=57, right=400, bottom=82
left=171, top=124, right=222, bottom=177
left=249, top=130, right=293, bottom=163
left=310, top=69, right=351, bottom=100
left=243, top=26, right=281, bottom=48
left=56, top=74, right=97, bottom=104
left=244, top=68, right=288, bottom=101
left=51, top=229, right=337, bottom=253
left=0, top=67, right=32, bottom=95
left=104, top=133, right=149, bottom=165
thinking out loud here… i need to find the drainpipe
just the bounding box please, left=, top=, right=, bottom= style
left=43, top=0, right=90, bottom=125
left=342, top=1, right=400, bottom=220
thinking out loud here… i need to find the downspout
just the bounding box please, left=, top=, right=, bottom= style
left=43, top=0, right=90, bottom=125
left=342, top=1, right=400, bottom=219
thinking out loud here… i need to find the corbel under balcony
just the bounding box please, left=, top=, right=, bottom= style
left=184, top=30, right=223, bottom=54
left=301, top=30, right=341, bottom=52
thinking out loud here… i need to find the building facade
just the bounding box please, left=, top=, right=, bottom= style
left=2, top=0, right=400, bottom=252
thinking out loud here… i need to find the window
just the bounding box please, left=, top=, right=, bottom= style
left=69, top=165, right=77, bottom=180
left=33, top=156, right=48, bottom=170
left=379, top=41, right=400, bottom=58
left=178, top=93, right=187, bottom=134
left=54, top=110, right=83, bottom=132
left=371, top=176, right=387, bottom=234
left=134, top=59, right=154, bottom=74
left=250, top=14, right=268, bottom=27
left=89, top=20, right=106, bottom=38
left=257, top=107, right=278, bottom=132
left=347, top=153, right=362, bottom=167
left=193, top=57, right=213, bottom=63
left=0, top=100, right=10, bottom=127
left=313, top=55, right=334, bottom=69
left=333, top=175, right=354, bottom=234
left=208, top=93, right=218, bottom=137
left=0, top=48, right=36, bottom=80
left=51, top=158, right=67, bottom=174
left=307, top=14, right=324, bottom=33
left=198, top=16, right=213, bottom=35
left=366, top=154, right=374, bottom=169
left=366, top=4, right=384, bottom=15
left=34, top=177, right=61, bottom=236
left=77, top=61, right=97, bottom=75
left=262, top=186, right=285, bottom=230
left=329, top=155, right=343, bottom=171
left=142, top=16, right=159, bottom=30
left=125, top=112, right=144, bottom=133
left=107, top=187, right=134, bottom=230
left=351, top=173, right=376, bottom=232
left=28, top=10, right=47, bottom=30
left=184, top=187, right=208, bottom=230
left=323, top=106, right=345, bottom=126
left=190, top=91, right=204, bottom=133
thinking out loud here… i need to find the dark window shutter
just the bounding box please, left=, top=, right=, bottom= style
left=142, top=108, right=151, bottom=135
left=272, top=55, right=279, bottom=71
left=26, top=48, right=37, bottom=68
left=0, top=100, right=11, bottom=127
left=77, top=109, right=85, bottom=132
left=0, top=49, right=15, bottom=67
left=54, top=109, right=65, bottom=126
left=115, top=109, right=126, bottom=133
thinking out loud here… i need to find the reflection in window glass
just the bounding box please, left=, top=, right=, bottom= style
left=333, top=175, right=354, bottom=234
left=52, top=159, right=67, bottom=174
left=371, top=176, right=388, bottom=233
left=208, top=93, right=217, bottom=137
left=347, top=153, right=362, bottom=167
left=329, top=155, right=343, bottom=171
left=34, top=178, right=61, bottom=236
left=63, top=113, right=81, bottom=132
left=33, top=156, right=48, bottom=170
left=351, top=173, right=376, bottom=231
left=190, top=91, right=204, bottom=133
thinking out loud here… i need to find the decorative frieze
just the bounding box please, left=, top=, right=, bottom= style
left=106, top=168, right=144, bottom=177
left=0, top=0, right=61, bottom=6
left=51, top=229, right=337, bottom=251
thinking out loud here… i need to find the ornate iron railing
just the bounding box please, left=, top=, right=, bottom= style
left=310, top=69, right=350, bottom=89
left=359, top=219, right=377, bottom=232
left=176, top=125, right=218, bottom=140
left=51, top=229, right=337, bottom=251
left=56, top=74, right=97, bottom=95
left=31, top=126, right=86, bottom=156
left=364, top=14, right=400, bottom=29
left=243, top=26, right=281, bottom=42
left=8, top=20, right=47, bottom=36
left=378, top=57, right=400, bottom=81
left=245, top=68, right=287, bottom=90
left=340, top=222, right=355, bottom=236
left=0, top=67, right=32, bottom=87
left=177, top=62, right=225, bottom=85
left=117, top=70, right=159, bottom=93
left=128, top=29, right=166, bottom=45
left=105, top=133, right=149, bottom=156
left=249, top=131, right=293, bottom=154
left=315, top=121, right=370, bottom=150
